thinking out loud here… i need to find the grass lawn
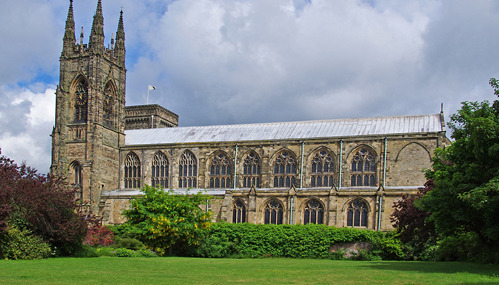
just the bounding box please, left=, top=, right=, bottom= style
left=1, top=257, right=498, bottom=284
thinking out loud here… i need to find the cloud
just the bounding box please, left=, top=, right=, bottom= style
left=1, top=0, right=499, bottom=173
left=0, top=85, right=55, bottom=173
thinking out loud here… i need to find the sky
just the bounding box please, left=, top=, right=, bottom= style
left=0, top=0, right=498, bottom=174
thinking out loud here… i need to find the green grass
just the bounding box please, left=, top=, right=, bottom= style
left=1, top=257, right=498, bottom=284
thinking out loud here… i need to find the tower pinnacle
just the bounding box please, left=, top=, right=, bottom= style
left=115, top=10, right=126, bottom=65
left=62, top=0, right=75, bottom=55
left=89, top=0, right=105, bottom=52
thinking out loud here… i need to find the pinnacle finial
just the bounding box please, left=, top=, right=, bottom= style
left=115, top=8, right=126, bottom=64
left=90, top=0, right=105, bottom=50
left=62, top=0, right=76, bottom=54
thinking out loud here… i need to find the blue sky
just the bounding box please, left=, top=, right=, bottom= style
left=1, top=0, right=498, bottom=173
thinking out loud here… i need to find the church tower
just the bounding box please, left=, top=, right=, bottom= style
left=51, top=0, right=126, bottom=214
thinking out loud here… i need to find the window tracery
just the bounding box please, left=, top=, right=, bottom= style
left=124, top=152, right=141, bottom=189
left=74, top=80, right=88, bottom=123
left=346, top=199, right=368, bottom=227
left=152, top=152, right=168, bottom=188
left=264, top=200, right=283, bottom=225
left=209, top=153, right=231, bottom=188
left=179, top=150, right=197, bottom=188
left=103, top=83, right=115, bottom=128
left=310, top=150, right=335, bottom=188
left=232, top=200, right=246, bottom=223
left=304, top=199, right=324, bottom=225
left=273, top=151, right=297, bottom=188
left=242, top=151, right=260, bottom=188
left=350, top=148, right=376, bottom=186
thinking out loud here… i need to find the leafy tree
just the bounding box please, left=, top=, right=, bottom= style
left=418, top=80, right=499, bottom=259
left=122, top=185, right=211, bottom=256
left=391, top=180, right=436, bottom=260
left=0, top=150, right=88, bottom=257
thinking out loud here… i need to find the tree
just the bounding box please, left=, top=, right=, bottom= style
left=391, top=180, right=436, bottom=259
left=122, top=185, right=211, bottom=256
left=418, top=80, right=499, bottom=259
left=0, top=150, right=88, bottom=257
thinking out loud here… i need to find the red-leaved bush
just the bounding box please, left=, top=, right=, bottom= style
left=85, top=222, right=114, bottom=247
left=0, top=149, right=88, bottom=256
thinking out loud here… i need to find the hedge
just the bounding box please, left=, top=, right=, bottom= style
left=193, top=223, right=403, bottom=259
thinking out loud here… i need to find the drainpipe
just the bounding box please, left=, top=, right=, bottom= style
left=300, top=141, right=305, bottom=189
left=383, top=137, right=387, bottom=188
left=377, top=196, right=383, bottom=231
left=233, top=143, right=238, bottom=190
left=377, top=137, right=388, bottom=231
left=339, top=139, right=343, bottom=189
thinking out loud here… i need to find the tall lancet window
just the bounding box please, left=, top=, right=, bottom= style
left=103, top=82, right=115, bottom=128
left=310, top=150, right=335, bottom=188
left=151, top=152, right=168, bottom=188
left=179, top=150, right=197, bottom=188
left=209, top=152, right=231, bottom=188
left=273, top=151, right=297, bottom=188
left=124, top=152, right=141, bottom=189
left=74, top=79, right=88, bottom=123
left=350, top=148, right=376, bottom=187
left=242, top=151, right=261, bottom=188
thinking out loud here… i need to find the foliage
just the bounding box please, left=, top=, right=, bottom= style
left=84, top=222, right=114, bottom=247
left=0, top=149, right=88, bottom=257
left=113, top=236, right=145, bottom=250
left=418, top=80, right=499, bottom=262
left=391, top=180, right=437, bottom=260
left=0, top=226, right=52, bottom=260
left=194, top=223, right=399, bottom=260
left=122, top=185, right=211, bottom=256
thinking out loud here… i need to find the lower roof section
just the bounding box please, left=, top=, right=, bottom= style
left=124, top=113, right=444, bottom=146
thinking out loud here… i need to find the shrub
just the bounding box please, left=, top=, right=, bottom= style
left=115, top=248, right=141, bottom=257
left=122, top=185, right=211, bottom=256
left=195, top=223, right=398, bottom=259
left=85, top=223, right=114, bottom=247
left=0, top=150, right=88, bottom=257
left=0, top=226, right=51, bottom=260
left=113, top=236, right=145, bottom=250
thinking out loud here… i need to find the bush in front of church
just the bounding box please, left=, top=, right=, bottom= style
left=0, top=150, right=88, bottom=259
left=121, top=185, right=212, bottom=256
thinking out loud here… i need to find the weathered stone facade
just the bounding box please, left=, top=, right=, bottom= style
left=52, top=1, right=448, bottom=231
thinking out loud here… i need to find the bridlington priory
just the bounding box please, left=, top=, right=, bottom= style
left=51, top=1, right=448, bottom=230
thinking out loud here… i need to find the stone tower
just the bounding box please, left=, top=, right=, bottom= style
left=51, top=0, right=126, bottom=214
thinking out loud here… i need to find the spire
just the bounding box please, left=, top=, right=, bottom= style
left=89, top=0, right=105, bottom=52
left=115, top=9, right=126, bottom=65
left=62, top=0, right=76, bottom=55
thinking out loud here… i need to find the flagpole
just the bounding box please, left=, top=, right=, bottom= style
left=147, top=87, right=149, bottom=105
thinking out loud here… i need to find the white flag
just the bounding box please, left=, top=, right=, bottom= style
left=148, top=85, right=156, bottom=91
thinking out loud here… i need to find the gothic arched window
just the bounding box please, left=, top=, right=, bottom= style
left=124, top=152, right=141, bottom=189
left=209, top=153, right=231, bottom=188
left=103, top=82, right=115, bottom=128
left=242, top=151, right=260, bottom=188
left=304, top=199, right=324, bottom=225
left=70, top=161, right=82, bottom=187
left=74, top=79, right=88, bottom=123
left=346, top=199, right=368, bottom=227
left=310, top=150, right=335, bottom=188
left=273, top=151, right=297, bottom=188
left=232, top=200, right=246, bottom=223
left=350, top=148, right=376, bottom=186
left=179, top=150, right=197, bottom=188
left=264, top=200, right=283, bottom=225
left=152, top=152, right=168, bottom=188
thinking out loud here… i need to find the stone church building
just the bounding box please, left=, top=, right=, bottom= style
left=51, top=1, right=447, bottom=230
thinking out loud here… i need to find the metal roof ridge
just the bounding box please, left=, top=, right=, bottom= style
left=125, top=113, right=441, bottom=132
